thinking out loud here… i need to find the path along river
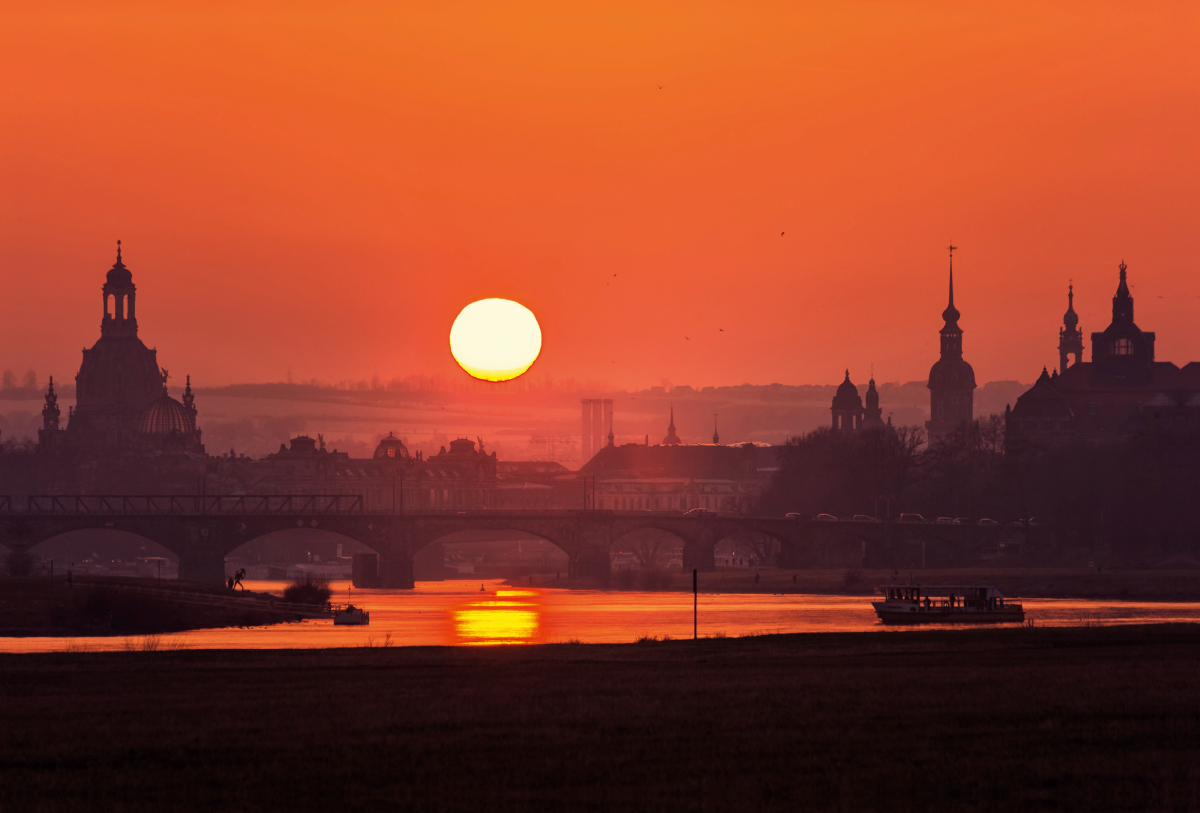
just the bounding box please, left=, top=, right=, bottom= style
left=5, top=579, right=1200, bottom=652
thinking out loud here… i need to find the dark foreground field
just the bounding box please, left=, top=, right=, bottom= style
left=2, top=625, right=1198, bottom=812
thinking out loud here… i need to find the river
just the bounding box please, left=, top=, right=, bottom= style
left=4, top=579, right=1200, bottom=652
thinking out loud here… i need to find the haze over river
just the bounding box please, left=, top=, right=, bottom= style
left=5, top=580, right=1200, bottom=653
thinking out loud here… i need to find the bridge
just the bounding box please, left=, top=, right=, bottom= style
left=0, top=495, right=1008, bottom=586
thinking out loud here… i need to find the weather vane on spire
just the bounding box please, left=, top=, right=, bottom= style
left=116, top=239, right=122, bottom=261
left=948, top=243, right=957, bottom=261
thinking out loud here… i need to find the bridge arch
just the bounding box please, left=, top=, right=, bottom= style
left=223, top=527, right=382, bottom=583
left=411, top=529, right=570, bottom=583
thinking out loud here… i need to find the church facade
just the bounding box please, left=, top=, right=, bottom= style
left=1006, top=262, right=1200, bottom=447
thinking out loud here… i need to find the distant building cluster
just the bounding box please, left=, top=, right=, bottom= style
left=19, top=243, right=1199, bottom=510
left=1006, top=262, right=1200, bottom=446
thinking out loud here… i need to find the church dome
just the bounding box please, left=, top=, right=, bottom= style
left=832, top=371, right=863, bottom=410
left=106, top=243, right=133, bottom=286
left=138, top=394, right=196, bottom=435
left=373, top=432, right=410, bottom=459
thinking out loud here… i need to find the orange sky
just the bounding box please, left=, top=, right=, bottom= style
left=2, top=2, right=1197, bottom=391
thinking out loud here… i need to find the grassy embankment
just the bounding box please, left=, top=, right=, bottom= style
left=2, top=624, right=1198, bottom=811
left=0, top=576, right=304, bottom=637
left=513, top=567, right=1200, bottom=600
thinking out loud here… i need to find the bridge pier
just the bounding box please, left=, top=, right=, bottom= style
left=379, top=556, right=415, bottom=589
left=681, top=541, right=716, bottom=573
left=570, top=547, right=611, bottom=586
left=173, top=522, right=231, bottom=584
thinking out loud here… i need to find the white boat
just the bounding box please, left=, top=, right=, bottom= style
left=333, top=604, right=370, bottom=625
left=872, top=585, right=1024, bottom=625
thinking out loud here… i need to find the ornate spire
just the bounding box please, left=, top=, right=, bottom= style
left=712, top=413, right=719, bottom=445
left=1063, top=283, right=1078, bottom=328
left=1112, top=260, right=1133, bottom=323
left=942, top=244, right=960, bottom=327
left=182, top=374, right=196, bottom=415
left=42, top=376, right=60, bottom=432
left=116, top=239, right=122, bottom=262
left=663, top=407, right=681, bottom=445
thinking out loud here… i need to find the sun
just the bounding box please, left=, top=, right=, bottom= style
left=450, top=298, right=542, bottom=382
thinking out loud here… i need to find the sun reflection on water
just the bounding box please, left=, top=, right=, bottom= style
left=451, top=589, right=543, bottom=645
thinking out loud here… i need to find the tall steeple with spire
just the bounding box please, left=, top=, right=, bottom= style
left=926, top=245, right=977, bottom=440
left=662, top=407, right=681, bottom=445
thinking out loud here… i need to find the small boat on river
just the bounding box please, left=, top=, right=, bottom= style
left=333, top=604, right=370, bottom=625
left=872, top=585, right=1024, bottom=625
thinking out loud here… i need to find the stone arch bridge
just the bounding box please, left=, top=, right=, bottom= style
left=0, top=495, right=1005, bottom=586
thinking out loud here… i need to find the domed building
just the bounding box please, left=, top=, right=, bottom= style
left=40, top=244, right=204, bottom=456
left=926, top=249, right=976, bottom=440
left=373, top=432, right=410, bottom=460
left=831, top=371, right=864, bottom=432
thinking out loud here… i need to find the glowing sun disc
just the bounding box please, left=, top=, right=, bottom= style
left=450, top=298, right=542, bottom=382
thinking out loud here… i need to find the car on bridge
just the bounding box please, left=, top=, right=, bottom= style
left=977, top=518, right=999, bottom=526
left=935, top=517, right=961, bottom=525
left=898, top=513, right=926, bottom=523
left=785, top=513, right=804, bottom=520
left=816, top=513, right=838, bottom=521
left=852, top=515, right=877, bottom=522
left=683, top=508, right=711, bottom=516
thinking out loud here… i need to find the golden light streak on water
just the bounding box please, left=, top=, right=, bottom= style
left=451, top=588, right=542, bottom=645
left=2, top=580, right=1199, bottom=653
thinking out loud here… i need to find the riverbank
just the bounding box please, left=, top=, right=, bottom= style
left=511, top=567, right=1200, bottom=601
left=2, top=624, right=1197, bottom=811
left=0, top=576, right=304, bottom=636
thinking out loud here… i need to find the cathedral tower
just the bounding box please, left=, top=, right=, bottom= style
left=69, top=243, right=167, bottom=446
left=926, top=246, right=976, bottom=440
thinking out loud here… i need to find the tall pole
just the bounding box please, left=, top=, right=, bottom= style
left=693, top=568, right=698, bottom=640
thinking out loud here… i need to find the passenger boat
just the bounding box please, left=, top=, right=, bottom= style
left=872, top=585, right=1024, bottom=625
left=333, top=604, right=370, bottom=625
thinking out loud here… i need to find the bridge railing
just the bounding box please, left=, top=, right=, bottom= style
left=0, top=495, right=365, bottom=516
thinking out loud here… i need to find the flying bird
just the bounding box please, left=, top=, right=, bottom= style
left=781, top=231, right=785, bottom=236
left=685, top=336, right=690, bottom=340
left=719, top=328, right=724, bottom=332
left=658, top=86, right=664, bottom=90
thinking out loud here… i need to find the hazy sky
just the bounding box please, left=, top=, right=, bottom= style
left=3, top=2, right=1197, bottom=390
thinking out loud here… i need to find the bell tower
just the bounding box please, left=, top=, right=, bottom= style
left=926, top=245, right=977, bottom=439
left=1058, top=283, right=1084, bottom=372
left=101, top=240, right=138, bottom=339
